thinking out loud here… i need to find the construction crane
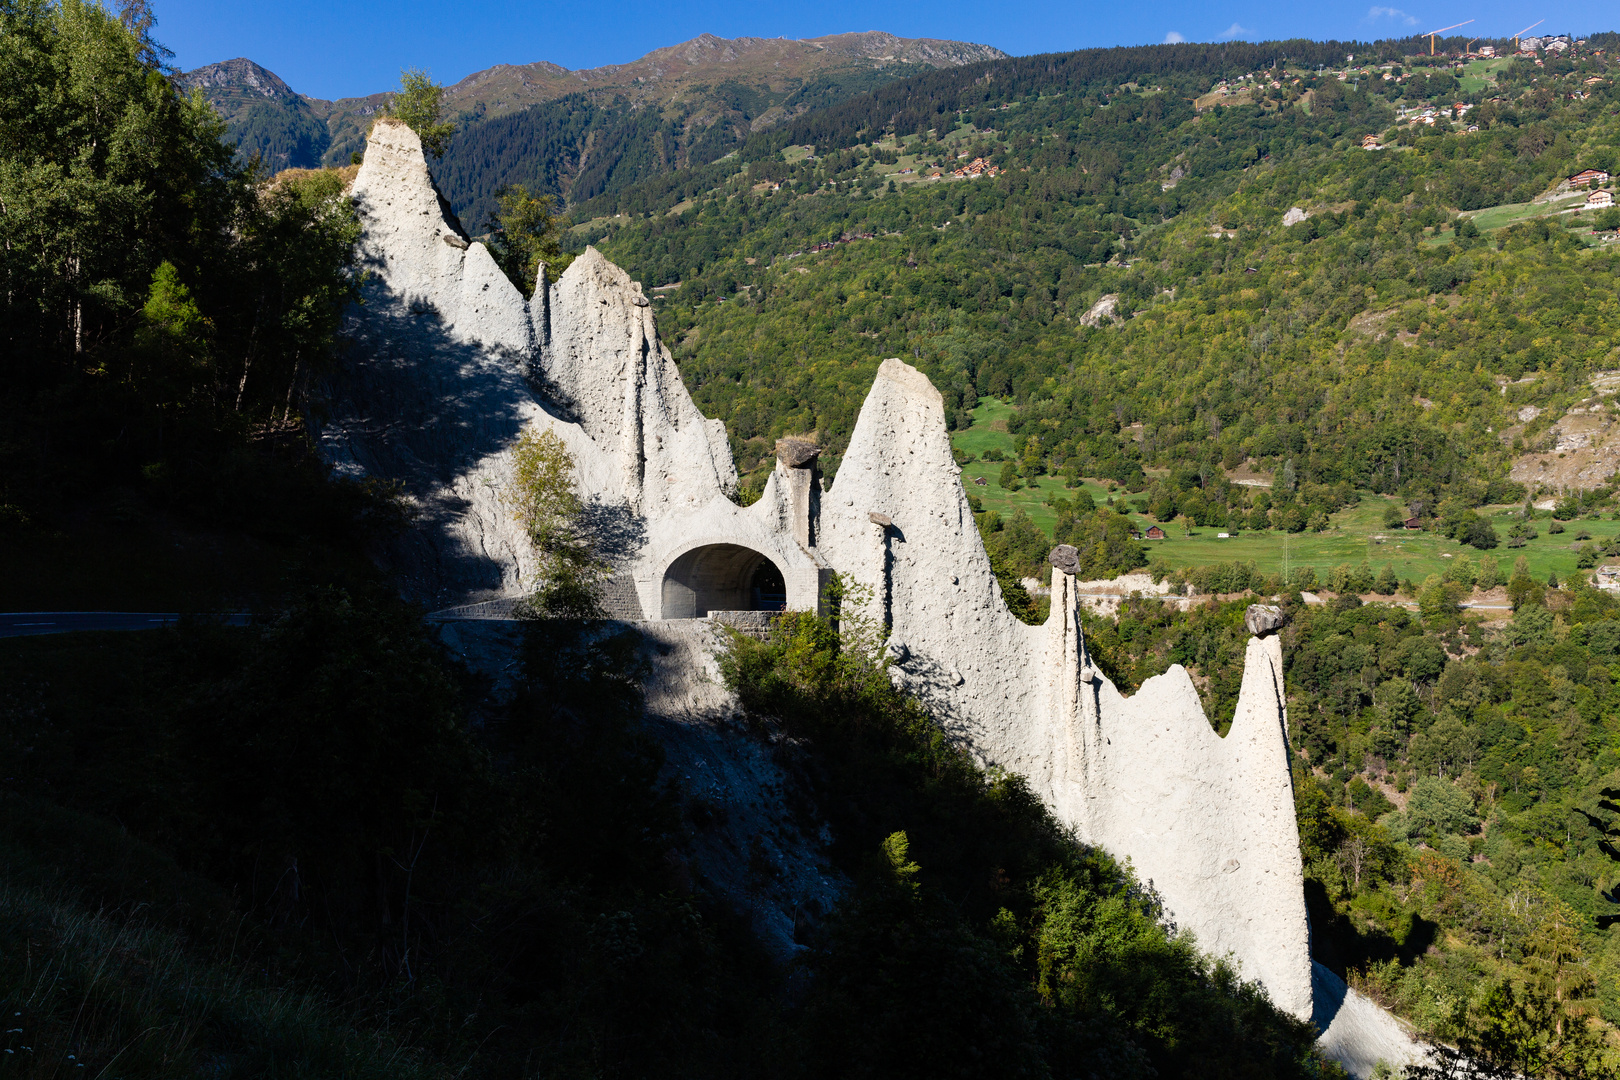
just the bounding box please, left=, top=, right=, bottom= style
left=1466, top=37, right=1478, bottom=55
left=1425, top=19, right=1474, bottom=55
left=1513, top=19, right=1544, bottom=52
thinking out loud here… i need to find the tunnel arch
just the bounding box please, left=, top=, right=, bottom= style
left=660, top=543, right=789, bottom=618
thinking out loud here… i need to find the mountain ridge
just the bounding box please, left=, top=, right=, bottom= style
left=441, top=32, right=1007, bottom=120
left=179, top=32, right=1007, bottom=173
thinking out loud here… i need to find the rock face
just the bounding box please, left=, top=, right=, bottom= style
left=327, top=119, right=1314, bottom=1021
left=775, top=436, right=820, bottom=468
left=1313, top=962, right=1431, bottom=1078
left=1049, top=544, right=1082, bottom=575
left=1078, top=293, right=1120, bottom=327
left=323, top=118, right=816, bottom=613
left=817, top=361, right=1311, bottom=1018
left=1245, top=604, right=1287, bottom=636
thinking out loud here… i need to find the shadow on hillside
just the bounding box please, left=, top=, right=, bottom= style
left=1306, top=878, right=1438, bottom=983
left=321, top=273, right=535, bottom=607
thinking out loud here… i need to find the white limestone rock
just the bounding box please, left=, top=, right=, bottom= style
left=538, top=247, right=738, bottom=514
left=331, top=124, right=1317, bottom=1024
left=1313, top=963, right=1432, bottom=1078
left=1079, top=293, right=1121, bottom=327
left=820, top=359, right=1311, bottom=1019
left=322, top=118, right=612, bottom=606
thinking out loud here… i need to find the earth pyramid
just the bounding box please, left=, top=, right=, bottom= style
left=322, top=117, right=1313, bottom=1020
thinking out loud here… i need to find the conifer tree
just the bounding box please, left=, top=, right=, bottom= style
left=485, top=185, right=568, bottom=295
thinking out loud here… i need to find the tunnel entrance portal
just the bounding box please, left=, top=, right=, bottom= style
left=660, top=544, right=789, bottom=618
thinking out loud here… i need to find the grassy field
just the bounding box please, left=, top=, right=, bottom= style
left=951, top=398, right=1618, bottom=585
left=954, top=398, right=1116, bottom=534
left=1424, top=191, right=1603, bottom=248
left=1456, top=58, right=1510, bottom=94
left=1136, top=501, right=1620, bottom=586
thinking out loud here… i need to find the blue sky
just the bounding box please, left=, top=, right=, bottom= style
left=153, top=0, right=1611, bottom=100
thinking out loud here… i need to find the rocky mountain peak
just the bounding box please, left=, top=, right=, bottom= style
left=177, top=57, right=296, bottom=100
left=803, top=31, right=1009, bottom=65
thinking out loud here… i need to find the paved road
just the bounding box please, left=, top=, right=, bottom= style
left=0, top=612, right=251, bottom=638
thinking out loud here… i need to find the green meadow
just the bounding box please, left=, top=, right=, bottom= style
left=952, top=398, right=1618, bottom=588
left=1455, top=57, right=1510, bottom=94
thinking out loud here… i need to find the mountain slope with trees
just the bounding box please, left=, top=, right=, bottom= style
left=180, top=32, right=1006, bottom=187
left=575, top=37, right=1620, bottom=548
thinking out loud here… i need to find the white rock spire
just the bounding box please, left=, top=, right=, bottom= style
left=324, top=121, right=1313, bottom=1020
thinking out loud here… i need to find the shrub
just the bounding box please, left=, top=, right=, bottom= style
left=1506, top=573, right=1545, bottom=609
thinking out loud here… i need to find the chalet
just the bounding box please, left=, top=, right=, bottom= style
left=1145, top=525, right=1168, bottom=540
left=1404, top=516, right=1423, bottom=530
left=1479, top=45, right=1496, bottom=57
left=1588, top=189, right=1614, bottom=209
left=1570, top=168, right=1611, bottom=189
left=1361, top=134, right=1383, bottom=150
left=951, top=156, right=1001, bottom=180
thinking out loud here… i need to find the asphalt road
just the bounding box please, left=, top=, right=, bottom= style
left=0, top=612, right=250, bottom=638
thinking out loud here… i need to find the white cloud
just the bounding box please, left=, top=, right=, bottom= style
left=1218, top=23, right=1251, bottom=39
left=1164, top=30, right=1186, bottom=43
left=1367, top=6, right=1420, bottom=25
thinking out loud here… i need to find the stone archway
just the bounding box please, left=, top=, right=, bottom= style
left=660, top=544, right=789, bottom=618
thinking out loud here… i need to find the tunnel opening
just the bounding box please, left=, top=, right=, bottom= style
left=660, top=544, right=788, bottom=618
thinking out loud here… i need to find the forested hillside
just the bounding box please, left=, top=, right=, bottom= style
left=0, top=0, right=385, bottom=612
left=179, top=58, right=332, bottom=171
left=435, top=63, right=939, bottom=232
left=582, top=37, right=1620, bottom=524
left=565, top=35, right=1620, bottom=1075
